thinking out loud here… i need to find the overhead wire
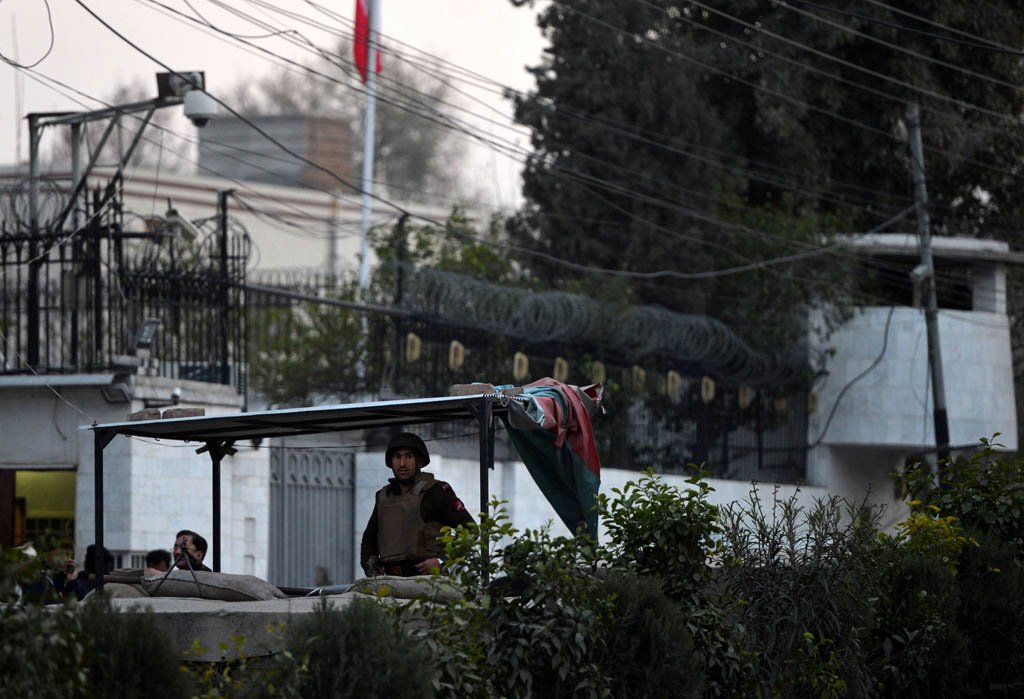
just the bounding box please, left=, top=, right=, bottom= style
left=80, top=0, right=889, bottom=282
left=791, top=0, right=1024, bottom=55
left=858, top=0, right=1024, bottom=53
left=16, top=0, right=1006, bottom=312
left=778, top=0, right=1021, bottom=92
left=0, top=0, right=55, bottom=69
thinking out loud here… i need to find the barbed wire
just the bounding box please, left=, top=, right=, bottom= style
left=399, top=266, right=802, bottom=385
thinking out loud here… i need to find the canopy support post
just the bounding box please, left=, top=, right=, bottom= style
left=93, top=428, right=116, bottom=592
left=477, top=396, right=494, bottom=586
left=196, top=440, right=236, bottom=572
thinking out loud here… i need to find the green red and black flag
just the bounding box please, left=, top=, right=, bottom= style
left=502, top=378, right=604, bottom=538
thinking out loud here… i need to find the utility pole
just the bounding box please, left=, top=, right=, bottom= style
left=218, top=189, right=234, bottom=386
left=906, top=102, right=950, bottom=464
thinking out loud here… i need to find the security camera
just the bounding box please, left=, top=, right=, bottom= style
left=184, top=90, right=218, bottom=127
left=164, top=202, right=202, bottom=241
left=171, top=387, right=182, bottom=405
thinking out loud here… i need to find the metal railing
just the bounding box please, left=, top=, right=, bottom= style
left=1, top=184, right=248, bottom=394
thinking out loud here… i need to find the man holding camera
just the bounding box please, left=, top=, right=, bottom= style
left=360, top=433, right=475, bottom=577
left=173, top=530, right=212, bottom=572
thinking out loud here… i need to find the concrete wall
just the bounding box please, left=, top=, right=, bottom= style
left=809, top=306, right=1017, bottom=453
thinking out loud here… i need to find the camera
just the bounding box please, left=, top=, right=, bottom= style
left=184, top=90, right=218, bottom=127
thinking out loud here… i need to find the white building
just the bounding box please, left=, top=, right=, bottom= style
left=807, top=233, right=1020, bottom=528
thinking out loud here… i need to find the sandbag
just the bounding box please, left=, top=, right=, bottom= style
left=349, top=574, right=463, bottom=602
left=83, top=582, right=149, bottom=599
left=142, top=569, right=286, bottom=601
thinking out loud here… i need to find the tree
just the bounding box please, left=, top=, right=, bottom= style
left=230, top=37, right=465, bottom=202
left=508, top=1, right=736, bottom=315
left=507, top=0, right=1024, bottom=351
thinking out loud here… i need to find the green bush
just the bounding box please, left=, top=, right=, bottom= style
left=595, top=570, right=703, bottom=699
left=597, top=469, right=721, bottom=602
left=0, top=553, right=183, bottom=699
left=870, top=538, right=966, bottom=698
left=956, top=533, right=1024, bottom=696
left=714, top=489, right=882, bottom=698
left=78, top=596, right=187, bottom=699
left=265, top=597, right=435, bottom=699
left=0, top=598, right=84, bottom=698
left=420, top=505, right=611, bottom=698
left=901, top=439, right=1024, bottom=557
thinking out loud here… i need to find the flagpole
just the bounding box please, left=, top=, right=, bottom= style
left=357, top=0, right=380, bottom=295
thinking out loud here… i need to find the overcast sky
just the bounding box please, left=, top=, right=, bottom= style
left=0, top=0, right=546, bottom=209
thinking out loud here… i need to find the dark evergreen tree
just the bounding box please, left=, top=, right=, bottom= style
left=508, top=0, right=1024, bottom=348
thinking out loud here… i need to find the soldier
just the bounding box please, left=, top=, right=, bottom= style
left=360, top=432, right=475, bottom=577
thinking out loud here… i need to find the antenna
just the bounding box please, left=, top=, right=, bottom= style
left=11, top=15, right=24, bottom=163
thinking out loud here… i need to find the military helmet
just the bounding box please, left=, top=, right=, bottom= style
left=385, top=432, right=430, bottom=467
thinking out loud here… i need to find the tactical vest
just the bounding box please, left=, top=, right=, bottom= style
left=375, top=472, right=445, bottom=562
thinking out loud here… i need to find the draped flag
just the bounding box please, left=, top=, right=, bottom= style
left=501, top=378, right=604, bottom=538
left=353, top=0, right=382, bottom=83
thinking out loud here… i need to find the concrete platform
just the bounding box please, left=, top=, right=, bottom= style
left=109, top=592, right=368, bottom=661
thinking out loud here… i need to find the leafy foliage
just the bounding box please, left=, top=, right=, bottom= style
left=900, top=438, right=1024, bottom=557
left=0, top=564, right=184, bottom=699
left=263, top=598, right=435, bottom=699
left=712, top=489, right=882, bottom=698
left=594, top=570, right=703, bottom=699
left=410, top=504, right=612, bottom=699
left=597, top=469, right=721, bottom=602
left=247, top=280, right=367, bottom=407
left=77, top=597, right=187, bottom=699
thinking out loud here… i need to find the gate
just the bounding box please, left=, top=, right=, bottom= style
left=268, top=447, right=355, bottom=588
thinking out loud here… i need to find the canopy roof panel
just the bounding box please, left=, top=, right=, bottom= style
left=85, top=393, right=510, bottom=444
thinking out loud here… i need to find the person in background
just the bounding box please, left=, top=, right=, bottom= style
left=53, top=544, right=114, bottom=600
left=360, top=432, right=476, bottom=577
left=172, top=530, right=211, bottom=572
left=144, top=548, right=172, bottom=574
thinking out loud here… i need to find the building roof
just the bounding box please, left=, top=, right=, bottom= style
left=847, top=233, right=1024, bottom=265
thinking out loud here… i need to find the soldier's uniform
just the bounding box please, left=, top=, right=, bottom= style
left=360, top=434, right=475, bottom=577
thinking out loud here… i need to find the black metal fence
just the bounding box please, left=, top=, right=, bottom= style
left=0, top=183, right=248, bottom=393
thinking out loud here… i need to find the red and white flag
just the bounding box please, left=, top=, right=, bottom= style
left=354, top=0, right=382, bottom=83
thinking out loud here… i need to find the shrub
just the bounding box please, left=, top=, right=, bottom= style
left=265, top=597, right=435, bottom=699
left=870, top=536, right=966, bottom=698
left=595, top=570, right=703, bottom=699
left=0, top=552, right=183, bottom=699
left=956, top=533, right=1024, bottom=696
left=77, top=596, right=186, bottom=699
left=597, top=469, right=720, bottom=602
left=0, top=597, right=84, bottom=698
left=901, top=438, right=1024, bottom=558
left=420, top=503, right=611, bottom=698
left=714, top=488, right=882, bottom=698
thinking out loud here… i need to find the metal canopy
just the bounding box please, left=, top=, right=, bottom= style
left=90, top=394, right=511, bottom=443
left=86, top=392, right=510, bottom=590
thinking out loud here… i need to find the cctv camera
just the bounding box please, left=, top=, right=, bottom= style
left=184, top=90, right=218, bottom=127
left=171, top=387, right=183, bottom=405
left=164, top=204, right=202, bottom=241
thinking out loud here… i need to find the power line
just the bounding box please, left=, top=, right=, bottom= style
left=790, top=0, right=1024, bottom=55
